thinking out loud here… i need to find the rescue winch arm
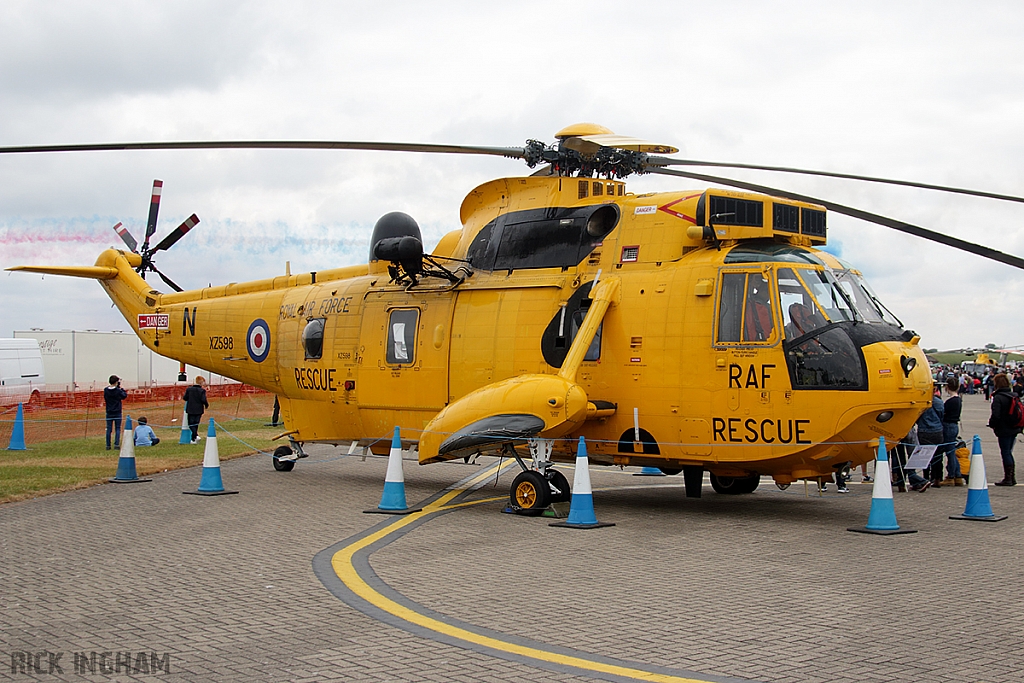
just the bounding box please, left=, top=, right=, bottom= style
left=416, top=277, right=618, bottom=464
left=558, top=277, right=620, bottom=383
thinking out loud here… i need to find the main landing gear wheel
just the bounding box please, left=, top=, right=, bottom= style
left=273, top=445, right=295, bottom=472
left=547, top=469, right=572, bottom=502
left=511, top=470, right=551, bottom=515
left=710, top=472, right=760, bottom=494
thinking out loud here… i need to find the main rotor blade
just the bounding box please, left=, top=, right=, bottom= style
left=646, top=166, right=1024, bottom=271
left=142, top=179, right=163, bottom=252
left=111, top=222, right=137, bottom=252
left=0, top=140, right=527, bottom=159
left=646, top=156, right=1024, bottom=205
left=153, top=214, right=199, bottom=252
left=150, top=265, right=183, bottom=292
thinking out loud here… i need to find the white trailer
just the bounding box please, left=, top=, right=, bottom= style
left=0, top=338, right=46, bottom=405
left=12, top=330, right=232, bottom=390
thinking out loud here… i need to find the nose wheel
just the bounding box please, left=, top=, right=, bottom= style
left=505, top=440, right=571, bottom=514
left=511, top=471, right=550, bottom=514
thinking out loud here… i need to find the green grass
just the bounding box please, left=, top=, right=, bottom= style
left=0, top=419, right=280, bottom=503
left=929, top=352, right=1024, bottom=366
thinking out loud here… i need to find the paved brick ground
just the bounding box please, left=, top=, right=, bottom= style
left=1, top=393, right=1021, bottom=682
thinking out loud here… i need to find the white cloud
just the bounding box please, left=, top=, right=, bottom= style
left=2, top=0, right=1024, bottom=350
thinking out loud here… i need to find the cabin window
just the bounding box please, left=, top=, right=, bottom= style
left=717, top=271, right=775, bottom=344
left=386, top=309, right=419, bottom=365
left=570, top=310, right=602, bottom=361
left=302, top=318, right=326, bottom=360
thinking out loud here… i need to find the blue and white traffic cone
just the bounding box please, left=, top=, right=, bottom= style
left=178, top=410, right=192, bottom=444
left=365, top=427, right=421, bottom=514
left=634, top=466, right=666, bottom=477
left=950, top=435, right=1007, bottom=522
left=550, top=437, right=615, bottom=529
left=110, top=416, right=151, bottom=483
left=6, top=403, right=26, bottom=451
left=184, top=419, right=237, bottom=496
left=848, top=437, right=915, bottom=535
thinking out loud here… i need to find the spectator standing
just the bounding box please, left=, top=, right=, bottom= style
left=182, top=376, right=209, bottom=444
left=103, top=374, right=128, bottom=450
left=1013, top=374, right=1024, bottom=399
left=940, top=377, right=963, bottom=485
left=134, top=416, right=160, bottom=446
left=989, top=373, right=1019, bottom=486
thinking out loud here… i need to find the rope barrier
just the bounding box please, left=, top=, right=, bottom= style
left=0, top=413, right=974, bottom=451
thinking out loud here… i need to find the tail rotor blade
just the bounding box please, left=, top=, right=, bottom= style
left=111, top=222, right=138, bottom=252
left=141, top=179, right=163, bottom=251
left=151, top=265, right=183, bottom=292
left=153, top=214, right=199, bottom=252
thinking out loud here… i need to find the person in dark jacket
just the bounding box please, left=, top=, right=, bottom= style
left=918, top=387, right=945, bottom=488
left=103, top=374, right=128, bottom=450
left=182, top=376, right=209, bottom=444
left=988, top=373, right=1019, bottom=486
left=941, top=377, right=963, bottom=485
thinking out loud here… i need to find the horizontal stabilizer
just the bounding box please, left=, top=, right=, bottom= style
left=6, top=265, right=118, bottom=280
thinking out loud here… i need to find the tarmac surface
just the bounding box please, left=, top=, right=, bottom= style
left=2, top=393, right=1023, bottom=682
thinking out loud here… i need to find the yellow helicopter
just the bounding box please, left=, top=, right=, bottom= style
left=8, top=123, right=1024, bottom=511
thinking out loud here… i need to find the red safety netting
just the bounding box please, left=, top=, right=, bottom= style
left=0, top=385, right=275, bottom=446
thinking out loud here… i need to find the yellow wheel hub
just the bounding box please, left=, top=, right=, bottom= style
left=515, top=481, right=538, bottom=508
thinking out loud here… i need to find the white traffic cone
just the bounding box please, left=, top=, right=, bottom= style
left=110, top=415, right=151, bottom=483
left=365, top=427, right=421, bottom=514
left=848, top=436, right=915, bottom=535
left=950, top=434, right=1007, bottom=522
left=178, top=409, right=192, bottom=444
left=184, top=419, right=237, bottom=496
left=550, top=437, right=614, bottom=529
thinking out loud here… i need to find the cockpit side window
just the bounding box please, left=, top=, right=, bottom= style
left=743, top=273, right=774, bottom=342
left=717, top=271, right=775, bottom=344
left=778, top=268, right=826, bottom=340
left=717, top=272, right=745, bottom=343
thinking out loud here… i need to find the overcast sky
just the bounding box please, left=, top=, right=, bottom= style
left=2, top=1, right=1023, bottom=352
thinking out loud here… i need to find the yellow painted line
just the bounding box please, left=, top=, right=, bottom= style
left=331, top=464, right=717, bottom=683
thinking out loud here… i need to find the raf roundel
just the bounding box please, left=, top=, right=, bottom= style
left=246, top=319, right=271, bottom=362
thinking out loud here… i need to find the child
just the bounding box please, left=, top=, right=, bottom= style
left=134, top=416, right=160, bottom=446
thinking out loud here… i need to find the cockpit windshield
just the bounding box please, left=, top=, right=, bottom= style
left=830, top=267, right=902, bottom=326
left=777, top=267, right=855, bottom=340
left=798, top=269, right=855, bottom=323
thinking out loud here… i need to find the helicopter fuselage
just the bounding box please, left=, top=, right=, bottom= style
left=42, top=174, right=933, bottom=485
